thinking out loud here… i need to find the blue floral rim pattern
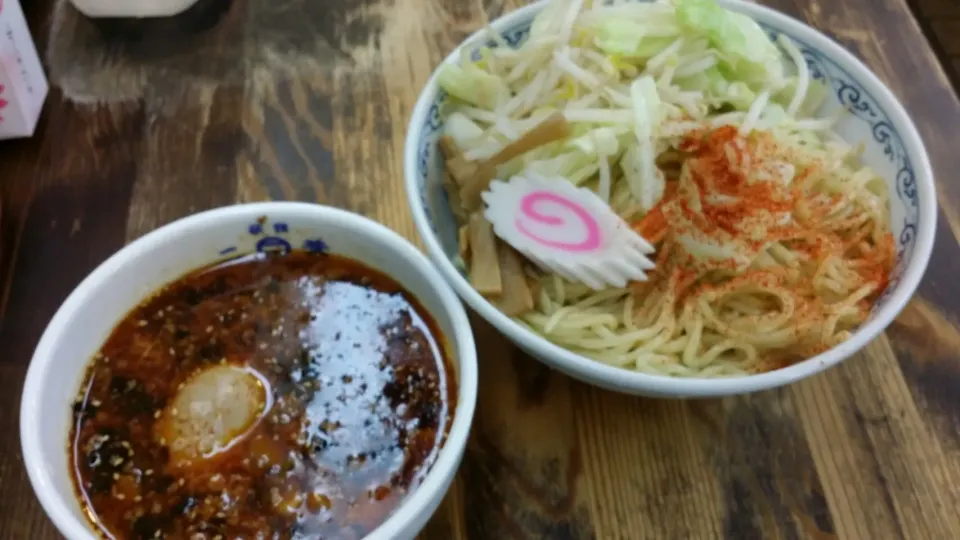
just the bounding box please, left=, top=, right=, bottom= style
left=217, top=220, right=329, bottom=257
left=414, top=18, right=920, bottom=307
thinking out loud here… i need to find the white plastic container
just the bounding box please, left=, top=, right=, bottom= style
left=0, top=0, right=47, bottom=140
left=69, top=0, right=201, bottom=18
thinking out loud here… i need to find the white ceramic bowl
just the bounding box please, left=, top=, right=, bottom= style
left=20, top=202, right=478, bottom=540
left=404, top=0, right=937, bottom=397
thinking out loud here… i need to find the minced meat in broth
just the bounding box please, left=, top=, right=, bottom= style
left=70, top=250, right=456, bottom=539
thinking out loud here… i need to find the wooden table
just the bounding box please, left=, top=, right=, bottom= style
left=2, top=0, right=959, bottom=538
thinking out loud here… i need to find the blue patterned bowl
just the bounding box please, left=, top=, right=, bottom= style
left=404, top=0, right=937, bottom=397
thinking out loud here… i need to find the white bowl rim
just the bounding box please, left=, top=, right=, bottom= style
left=403, top=0, right=937, bottom=397
left=19, top=201, right=479, bottom=540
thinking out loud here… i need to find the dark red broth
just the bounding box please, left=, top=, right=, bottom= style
left=69, top=250, right=456, bottom=539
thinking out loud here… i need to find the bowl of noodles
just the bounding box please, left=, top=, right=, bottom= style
left=404, top=0, right=936, bottom=397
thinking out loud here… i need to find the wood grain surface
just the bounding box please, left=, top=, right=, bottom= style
left=2, top=0, right=959, bottom=538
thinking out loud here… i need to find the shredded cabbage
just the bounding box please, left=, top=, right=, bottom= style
left=674, top=0, right=787, bottom=92
left=439, top=0, right=843, bottom=269
left=593, top=19, right=679, bottom=60
left=623, top=76, right=665, bottom=211
left=437, top=63, right=509, bottom=109
left=445, top=112, right=486, bottom=148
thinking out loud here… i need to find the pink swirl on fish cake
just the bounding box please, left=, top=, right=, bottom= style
left=515, top=190, right=602, bottom=253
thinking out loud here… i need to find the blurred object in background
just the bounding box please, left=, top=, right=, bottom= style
left=68, top=0, right=232, bottom=42
left=49, top=0, right=378, bottom=105
left=71, top=0, right=204, bottom=17
left=0, top=0, right=49, bottom=140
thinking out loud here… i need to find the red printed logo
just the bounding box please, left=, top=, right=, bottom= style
left=0, top=84, right=7, bottom=124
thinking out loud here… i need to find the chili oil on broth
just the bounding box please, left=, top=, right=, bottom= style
left=68, top=250, right=457, bottom=540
